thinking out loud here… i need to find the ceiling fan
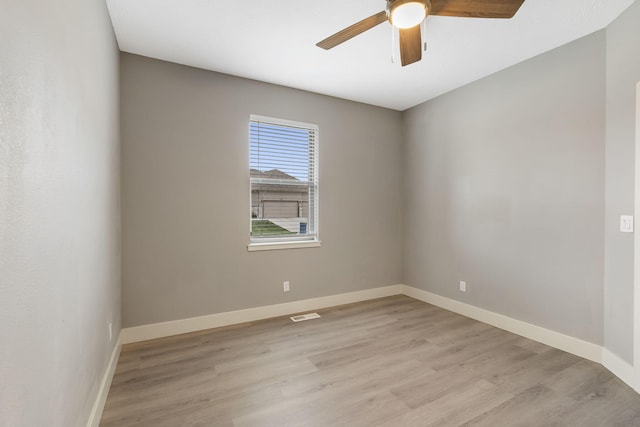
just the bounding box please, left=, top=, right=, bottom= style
left=316, top=0, right=526, bottom=66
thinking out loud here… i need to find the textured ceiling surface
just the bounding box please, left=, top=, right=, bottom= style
left=106, top=0, right=634, bottom=110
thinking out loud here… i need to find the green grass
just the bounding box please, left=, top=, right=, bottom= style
left=251, top=220, right=296, bottom=237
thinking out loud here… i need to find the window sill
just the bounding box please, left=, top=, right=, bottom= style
left=247, top=240, right=322, bottom=252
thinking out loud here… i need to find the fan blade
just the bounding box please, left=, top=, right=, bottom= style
left=430, top=0, right=525, bottom=18
left=316, top=11, right=388, bottom=50
left=399, top=25, right=422, bottom=66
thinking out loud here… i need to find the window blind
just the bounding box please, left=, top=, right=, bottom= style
left=249, top=115, right=318, bottom=242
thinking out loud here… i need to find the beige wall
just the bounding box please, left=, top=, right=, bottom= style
left=0, top=0, right=120, bottom=425
left=403, top=32, right=606, bottom=345
left=604, top=0, right=640, bottom=363
left=120, top=54, right=404, bottom=327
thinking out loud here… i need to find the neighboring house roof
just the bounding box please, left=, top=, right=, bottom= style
left=250, top=168, right=298, bottom=181
left=250, top=168, right=307, bottom=196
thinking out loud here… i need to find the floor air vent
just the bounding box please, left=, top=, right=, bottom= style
left=290, top=313, right=321, bottom=322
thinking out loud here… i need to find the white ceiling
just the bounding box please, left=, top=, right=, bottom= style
left=106, top=0, right=634, bottom=111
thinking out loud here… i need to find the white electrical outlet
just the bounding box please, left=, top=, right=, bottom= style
left=108, top=322, right=113, bottom=342
left=459, top=281, right=467, bottom=292
left=283, top=281, right=290, bottom=292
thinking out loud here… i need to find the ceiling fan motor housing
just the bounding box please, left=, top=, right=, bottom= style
left=387, top=0, right=431, bottom=28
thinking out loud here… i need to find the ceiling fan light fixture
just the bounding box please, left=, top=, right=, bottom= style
left=389, top=0, right=429, bottom=29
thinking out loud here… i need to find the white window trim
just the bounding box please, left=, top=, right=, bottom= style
left=248, top=114, right=320, bottom=251
left=250, top=114, right=317, bottom=132
left=247, top=240, right=322, bottom=252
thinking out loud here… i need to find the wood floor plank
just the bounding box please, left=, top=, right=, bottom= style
left=488, top=348, right=584, bottom=394
left=383, top=379, right=513, bottom=427
left=100, top=295, right=640, bottom=426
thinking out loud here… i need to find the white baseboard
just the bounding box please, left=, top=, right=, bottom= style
left=117, top=283, right=637, bottom=397
left=121, top=285, right=403, bottom=344
left=602, top=348, right=636, bottom=391
left=87, top=333, right=122, bottom=427
left=121, top=284, right=601, bottom=363
left=400, top=285, right=603, bottom=363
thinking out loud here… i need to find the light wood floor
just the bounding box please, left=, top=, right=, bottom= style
left=101, top=295, right=640, bottom=426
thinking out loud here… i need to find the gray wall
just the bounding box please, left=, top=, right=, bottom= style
left=403, top=32, right=606, bottom=344
left=604, top=0, right=640, bottom=363
left=0, top=0, right=120, bottom=426
left=120, top=54, right=403, bottom=327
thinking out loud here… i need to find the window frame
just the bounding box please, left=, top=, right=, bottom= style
left=247, top=114, right=321, bottom=252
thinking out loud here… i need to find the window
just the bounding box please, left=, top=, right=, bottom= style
left=248, top=115, right=320, bottom=251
